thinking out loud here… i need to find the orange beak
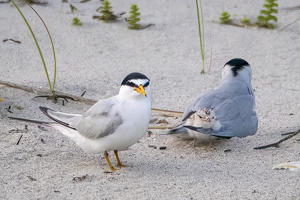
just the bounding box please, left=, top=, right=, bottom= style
left=134, top=85, right=146, bottom=97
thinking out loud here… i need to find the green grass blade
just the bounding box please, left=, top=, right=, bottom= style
left=199, top=0, right=205, bottom=72
left=11, top=0, right=53, bottom=93
left=28, top=5, right=56, bottom=92
left=195, top=0, right=205, bottom=73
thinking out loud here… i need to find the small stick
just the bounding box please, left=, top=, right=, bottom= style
left=281, top=131, right=294, bottom=136
left=208, top=42, right=212, bottom=73
left=0, top=80, right=183, bottom=117
left=229, top=23, right=247, bottom=28
left=6, top=106, right=13, bottom=113
left=148, top=126, right=173, bottom=129
left=3, top=39, right=21, bottom=43
left=151, top=108, right=183, bottom=117
left=17, top=135, right=23, bottom=145
left=254, top=129, right=300, bottom=149
left=81, top=91, right=86, bottom=97
left=279, top=17, right=300, bottom=31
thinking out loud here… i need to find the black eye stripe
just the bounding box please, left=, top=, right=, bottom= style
left=143, top=81, right=149, bottom=88
left=126, top=81, right=139, bottom=88
left=121, top=72, right=150, bottom=86
left=125, top=81, right=150, bottom=88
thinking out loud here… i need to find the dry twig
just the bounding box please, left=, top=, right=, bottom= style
left=279, top=17, right=300, bottom=31
left=0, top=80, right=183, bottom=117
left=16, top=135, right=23, bottom=145
left=254, top=129, right=300, bottom=149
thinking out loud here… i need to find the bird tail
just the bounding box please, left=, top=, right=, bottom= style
left=160, top=122, right=189, bottom=136
left=168, top=123, right=188, bottom=134
left=184, top=125, right=232, bottom=139
left=8, top=106, right=82, bottom=141
left=8, top=117, right=53, bottom=127
left=39, top=107, right=78, bottom=130
left=8, top=116, right=78, bottom=141
left=155, top=122, right=193, bottom=140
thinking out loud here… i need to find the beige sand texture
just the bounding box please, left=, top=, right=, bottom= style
left=1, top=0, right=300, bottom=199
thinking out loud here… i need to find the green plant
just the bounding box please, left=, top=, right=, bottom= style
left=219, top=11, right=231, bottom=24
left=241, top=17, right=250, bottom=24
left=128, top=4, right=141, bottom=30
left=256, top=0, right=278, bottom=29
left=97, top=0, right=114, bottom=23
left=73, top=17, right=82, bottom=26
left=70, top=4, right=77, bottom=13
left=195, top=0, right=205, bottom=74
left=70, top=4, right=82, bottom=26
left=19, top=0, right=36, bottom=4
left=18, top=0, right=48, bottom=4
left=11, top=0, right=56, bottom=93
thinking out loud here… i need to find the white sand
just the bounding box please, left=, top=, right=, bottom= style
left=1, top=0, right=300, bottom=199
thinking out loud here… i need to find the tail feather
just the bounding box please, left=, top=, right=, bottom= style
left=9, top=107, right=81, bottom=141
left=39, top=107, right=77, bottom=130
left=8, top=117, right=52, bottom=125
left=161, top=123, right=192, bottom=139
left=168, top=123, right=188, bottom=134
left=9, top=107, right=81, bottom=132
left=184, top=125, right=233, bottom=139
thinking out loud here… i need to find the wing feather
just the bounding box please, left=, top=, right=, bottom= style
left=75, top=96, right=123, bottom=139
left=39, top=107, right=81, bottom=130
left=181, top=82, right=257, bottom=138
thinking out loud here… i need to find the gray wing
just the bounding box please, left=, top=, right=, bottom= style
left=75, top=96, right=123, bottom=139
left=182, top=82, right=258, bottom=137
left=182, top=82, right=250, bottom=120
left=213, top=94, right=257, bottom=137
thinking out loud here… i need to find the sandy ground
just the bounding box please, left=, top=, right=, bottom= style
left=1, top=0, right=300, bottom=199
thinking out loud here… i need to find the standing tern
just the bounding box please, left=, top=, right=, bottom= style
left=9, top=72, right=151, bottom=171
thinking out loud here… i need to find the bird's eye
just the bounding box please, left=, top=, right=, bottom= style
left=143, top=81, right=149, bottom=88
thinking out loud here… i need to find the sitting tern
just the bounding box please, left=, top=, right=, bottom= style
left=168, top=58, right=258, bottom=146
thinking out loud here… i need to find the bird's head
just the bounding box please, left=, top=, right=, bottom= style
left=222, top=58, right=252, bottom=83
left=119, top=72, right=151, bottom=99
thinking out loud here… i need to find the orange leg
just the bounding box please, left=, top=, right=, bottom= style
left=104, top=151, right=117, bottom=171
left=114, top=150, right=128, bottom=168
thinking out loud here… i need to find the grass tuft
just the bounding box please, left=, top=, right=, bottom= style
left=256, top=0, right=278, bottom=29
left=127, top=4, right=141, bottom=30
left=70, top=4, right=77, bottom=13
left=11, top=0, right=56, bottom=93
left=73, top=17, right=82, bottom=26
left=219, top=11, right=231, bottom=24
left=96, top=0, right=114, bottom=23
left=241, top=17, right=250, bottom=25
